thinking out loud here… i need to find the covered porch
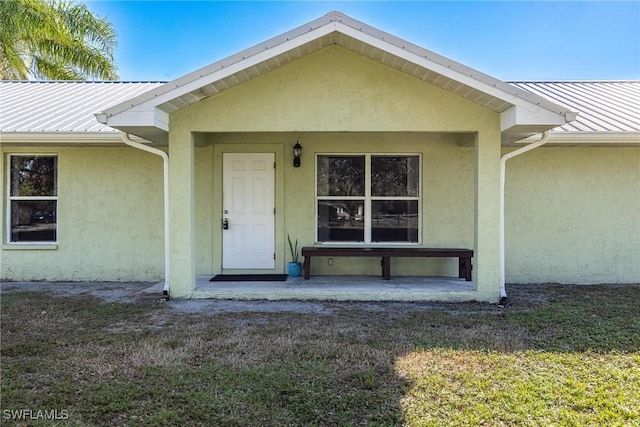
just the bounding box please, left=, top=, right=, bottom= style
left=193, top=275, right=476, bottom=301
left=96, top=12, right=576, bottom=302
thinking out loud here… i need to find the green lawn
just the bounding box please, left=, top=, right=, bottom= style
left=1, top=284, right=639, bottom=426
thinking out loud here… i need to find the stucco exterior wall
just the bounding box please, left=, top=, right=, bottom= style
left=2, top=144, right=638, bottom=284
left=1, top=146, right=164, bottom=282
left=505, top=146, right=640, bottom=284
left=194, top=143, right=214, bottom=274
left=201, top=132, right=476, bottom=278
left=170, top=45, right=498, bottom=134
left=192, top=142, right=640, bottom=284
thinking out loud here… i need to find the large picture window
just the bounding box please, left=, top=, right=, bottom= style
left=316, top=154, right=420, bottom=243
left=7, top=155, right=58, bottom=243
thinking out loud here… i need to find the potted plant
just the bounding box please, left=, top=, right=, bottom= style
left=287, top=234, right=302, bottom=277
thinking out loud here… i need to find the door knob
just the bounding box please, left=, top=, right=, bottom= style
left=222, top=218, right=229, bottom=230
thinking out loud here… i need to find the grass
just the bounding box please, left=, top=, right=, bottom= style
left=1, top=284, right=639, bottom=426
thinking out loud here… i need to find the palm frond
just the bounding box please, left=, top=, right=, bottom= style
left=0, top=0, right=118, bottom=80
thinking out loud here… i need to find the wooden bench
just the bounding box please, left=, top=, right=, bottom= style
left=301, top=247, right=473, bottom=281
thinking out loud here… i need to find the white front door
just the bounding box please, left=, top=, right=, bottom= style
left=222, top=153, right=275, bottom=269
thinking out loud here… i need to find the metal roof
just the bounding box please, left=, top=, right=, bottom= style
left=0, top=81, right=164, bottom=133
left=2, top=80, right=638, bottom=145
left=511, top=81, right=640, bottom=133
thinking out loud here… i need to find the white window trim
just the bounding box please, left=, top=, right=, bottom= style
left=6, top=154, right=58, bottom=245
left=315, top=153, right=422, bottom=245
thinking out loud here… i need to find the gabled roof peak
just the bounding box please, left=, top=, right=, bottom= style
left=325, top=10, right=346, bottom=18
left=96, top=11, right=577, bottom=143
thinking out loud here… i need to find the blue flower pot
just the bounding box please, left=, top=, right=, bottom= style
left=287, top=262, right=302, bottom=277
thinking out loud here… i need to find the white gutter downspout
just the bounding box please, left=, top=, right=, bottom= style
left=499, top=131, right=550, bottom=304
left=120, top=132, right=170, bottom=296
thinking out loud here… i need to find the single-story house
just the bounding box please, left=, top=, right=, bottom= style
left=1, top=12, right=638, bottom=302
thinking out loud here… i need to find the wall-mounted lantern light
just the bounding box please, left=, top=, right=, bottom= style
left=293, top=141, right=303, bottom=168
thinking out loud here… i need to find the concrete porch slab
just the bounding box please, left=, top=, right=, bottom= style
left=192, top=275, right=477, bottom=301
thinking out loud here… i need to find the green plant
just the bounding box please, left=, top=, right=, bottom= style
left=287, top=234, right=299, bottom=263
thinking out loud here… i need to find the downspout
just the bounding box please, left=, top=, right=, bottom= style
left=499, top=131, right=550, bottom=305
left=120, top=132, right=170, bottom=296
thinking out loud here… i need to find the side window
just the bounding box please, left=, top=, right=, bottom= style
left=8, top=155, right=58, bottom=243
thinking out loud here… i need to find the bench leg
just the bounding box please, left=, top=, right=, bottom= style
left=459, top=257, right=472, bottom=281
left=382, top=256, right=391, bottom=280
left=303, top=256, right=311, bottom=280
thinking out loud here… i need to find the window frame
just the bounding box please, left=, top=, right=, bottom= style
left=315, top=153, right=421, bottom=245
left=6, top=154, right=59, bottom=245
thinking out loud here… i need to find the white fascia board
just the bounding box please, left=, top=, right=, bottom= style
left=0, top=131, right=122, bottom=145
left=500, top=105, right=568, bottom=132
left=520, top=131, right=640, bottom=146
left=100, top=108, right=169, bottom=132
left=154, top=108, right=169, bottom=130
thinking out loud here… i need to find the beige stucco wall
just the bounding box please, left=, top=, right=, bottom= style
left=505, top=146, right=640, bottom=284
left=1, top=146, right=164, bottom=281
left=201, top=132, right=476, bottom=278
left=170, top=45, right=498, bottom=134
left=2, top=144, right=637, bottom=285
left=197, top=138, right=640, bottom=285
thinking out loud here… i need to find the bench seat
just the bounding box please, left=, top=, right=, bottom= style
left=301, top=247, right=473, bottom=281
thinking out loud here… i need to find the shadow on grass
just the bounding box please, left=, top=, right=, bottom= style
left=1, top=283, right=639, bottom=425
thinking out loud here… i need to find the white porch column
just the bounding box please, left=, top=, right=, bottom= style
left=168, top=131, right=196, bottom=298
left=474, top=130, right=502, bottom=302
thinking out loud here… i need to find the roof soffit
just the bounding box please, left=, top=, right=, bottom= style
left=98, top=12, right=575, bottom=134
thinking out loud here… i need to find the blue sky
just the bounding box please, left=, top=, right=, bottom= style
left=87, top=1, right=640, bottom=82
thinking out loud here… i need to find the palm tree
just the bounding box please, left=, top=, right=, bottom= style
left=0, top=0, right=118, bottom=80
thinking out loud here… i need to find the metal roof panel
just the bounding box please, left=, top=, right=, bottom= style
left=1, top=80, right=638, bottom=138
left=510, top=81, right=640, bottom=132
left=0, top=81, right=164, bottom=133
